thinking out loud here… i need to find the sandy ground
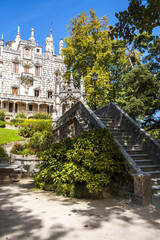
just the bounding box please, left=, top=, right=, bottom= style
left=0, top=179, right=160, bottom=240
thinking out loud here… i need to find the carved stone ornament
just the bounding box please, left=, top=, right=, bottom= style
left=12, top=57, right=20, bottom=63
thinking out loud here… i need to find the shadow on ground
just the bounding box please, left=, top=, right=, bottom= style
left=0, top=179, right=160, bottom=240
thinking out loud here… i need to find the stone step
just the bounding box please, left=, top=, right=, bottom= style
left=101, top=120, right=115, bottom=124
left=130, top=154, right=149, bottom=160
left=14, top=168, right=28, bottom=173
left=139, top=165, right=159, bottom=172
left=152, top=185, right=160, bottom=194
left=107, top=126, right=121, bottom=130
left=109, top=130, right=126, bottom=136
left=119, top=140, right=137, bottom=146
left=122, top=145, right=142, bottom=150
left=152, top=178, right=160, bottom=185
left=114, top=135, right=134, bottom=141
left=145, top=171, right=160, bottom=178
left=125, top=150, right=145, bottom=155
left=98, top=116, right=112, bottom=120
left=135, top=159, right=155, bottom=166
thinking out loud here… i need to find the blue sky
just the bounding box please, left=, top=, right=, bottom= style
left=0, top=0, right=133, bottom=54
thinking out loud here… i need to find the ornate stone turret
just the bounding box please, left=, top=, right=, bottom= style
left=15, top=26, right=21, bottom=43
left=59, top=38, right=63, bottom=55
left=0, top=34, right=4, bottom=46
left=45, top=29, right=54, bottom=55
left=29, top=28, right=36, bottom=44
left=69, top=71, right=74, bottom=89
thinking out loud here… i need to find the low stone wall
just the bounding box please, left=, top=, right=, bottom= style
left=10, top=154, right=41, bottom=177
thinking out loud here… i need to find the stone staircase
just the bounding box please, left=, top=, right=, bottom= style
left=98, top=116, right=160, bottom=194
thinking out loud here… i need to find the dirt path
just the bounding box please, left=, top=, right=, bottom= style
left=0, top=179, right=160, bottom=240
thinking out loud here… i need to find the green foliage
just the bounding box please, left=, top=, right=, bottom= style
left=21, top=119, right=52, bottom=132
left=34, top=129, right=123, bottom=197
left=0, top=145, right=9, bottom=161
left=16, top=113, right=26, bottom=119
left=19, top=127, right=35, bottom=138
left=112, top=0, right=160, bottom=43
left=11, top=131, right=55, bottom=156
left=116, top=65, right=159, bottom=126
left=11, top=118, right=25, bottom=125
left=29, top=131, right=54, bottom=154
left=0, top=120, right=6, bottom=128
left=0, top=110, right=5, bottom=121
left=62, top=9, right=128, bottom=108
left=147, top=128, right=160, bottom=143
left=11, top=142, right=35, bottom=155
left=33, top=112, right=51, bottom=120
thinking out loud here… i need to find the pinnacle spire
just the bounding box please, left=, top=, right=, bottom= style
left=50, top=28, right=53, bottom=39
left=15, top=26, right=21, bottom=42
left=29, top=28, right=36, bottom=44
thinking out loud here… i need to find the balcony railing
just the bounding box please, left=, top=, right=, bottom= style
left=21, top=72, right=33, bottom=81
left=0, top=93, right=54, bottom=104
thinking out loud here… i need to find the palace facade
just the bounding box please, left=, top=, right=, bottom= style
left=0, top=27, right=85, bottom=121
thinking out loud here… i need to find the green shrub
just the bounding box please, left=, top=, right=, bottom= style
left=0, top=110, right=5, bottom=121
left=21, top=119, right=52, bottom=132
left=19, top=127, right=35, bottom=137
left=0, top=145, right=9, bottom=161
left=33, top=112, right=51, bottom=119
left=11, top=142, right=35, bottom=155
left=11, top=118, right=25, bottom=125
left=16, top=113, right=26, bottom=119
left=11, top=143, right=25, bottom=154
left=0, top=120, right=6, bottom=128
left=34, top=128, right=123, bottom=197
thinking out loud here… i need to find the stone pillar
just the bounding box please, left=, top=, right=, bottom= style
left=13, top=102, right=15, bottom=113
left=48, top=105, right=51, bottom=114
left=38, top=104, right=40, bottom=112
left=133, top=173, right=152, bottom=205
left=52, top=109, right=57, bottom=129
left=26, top=103, right=28, bottom=115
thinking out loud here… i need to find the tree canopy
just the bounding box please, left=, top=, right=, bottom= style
left=62, top=8, right=160, bottom=141
left=111, top=0, right=160, bottom=43
left=62, top=9, right=128, bottom=109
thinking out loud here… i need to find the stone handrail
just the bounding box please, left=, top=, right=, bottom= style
left=53, top=100, right=106, bottom=130
left=95, top=103, right=160, bottom=165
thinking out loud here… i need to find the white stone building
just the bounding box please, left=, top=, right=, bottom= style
left=0, top=27, right=85, bottom=121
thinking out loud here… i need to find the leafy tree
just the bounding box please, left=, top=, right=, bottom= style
left=111, top=0, right=160, bottom=43
left=116, top=65, right=159, bottom=126
left=62, top=10, right=128, bottom=109
left=143, top=36, right=160, bottom=75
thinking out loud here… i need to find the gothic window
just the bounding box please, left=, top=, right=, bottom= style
left=3, top=103, right=6, bottom=108
left=12, top=88, right=18, bottom=95
left=29, top=104, right=33, bottom=111
left=24, top=48, right=31, bottom=58
left=48, top=91, right=52, bottom=98
left=13, top=63, right=19, bottom=74
left=35, top=90, right=39, bottom=97
left=24, top=66, right=30, bottom=73
left=35, top=66, right=41, bottom=77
